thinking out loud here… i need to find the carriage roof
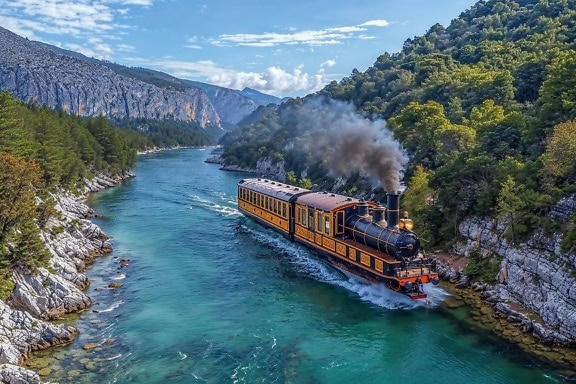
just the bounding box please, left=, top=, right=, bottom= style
left=294, top=192, right=372, bottom=212
left=238, top=178, right=311, bottom=202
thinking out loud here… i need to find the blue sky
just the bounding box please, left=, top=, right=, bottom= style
left=0, top=0, right=478, bottom=97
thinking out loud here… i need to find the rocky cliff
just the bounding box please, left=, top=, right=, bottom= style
left=197, top=85, right=260, bottom=125
left=0, top=173, right=129, bottom=383
left=0, top=27, right=220, bottom=127
left=454, top=195, right=576, bottom=345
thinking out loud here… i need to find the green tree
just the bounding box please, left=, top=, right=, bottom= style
left=299, top=178, right=313, bottom=189
left=389, top=101, right=450, bottom=167
left=540, top=121, right=576, bottom=185
left=540, top=50, right=576, bottom=125
left=285, top=171, right=297, bottom=185
left=0, top=91, right=36, bottom=158
left=496, top=176, right=527, bottom=242
left=0, top=152, right=43, bottom=242
left=7, top=219, right=51, bottom=272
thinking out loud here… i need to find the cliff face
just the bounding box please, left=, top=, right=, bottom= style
left=200, top=85, right=260, bottom=125
left=0, top=27, right=220, bottom=127
left=455, top=195, right=576, bottom=345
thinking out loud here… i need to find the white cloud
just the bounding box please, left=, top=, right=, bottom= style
left=326, top=26, right=365, bottom=33
left=211, top=20, right=390, bottom=48
left=185, top=35, right=202, bottom=49
left=125, top=57, right=333, bottom=97
left=117, top=43, right=136, bottom=52
left=321, top=59, right=337, bottom=68
left=116, top=0, right=153, bottom=5
left=208, top=66, right=328, bottom=96
left=361, top=19, right=390, bottom=27
left=0, top=0, right=154, bottom=58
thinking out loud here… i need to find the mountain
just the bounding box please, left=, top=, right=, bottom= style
left=239, top=88, right=282, bottom=106
left=34, top=41, right=280, bottom=126
left=185, top=81, right=263, bottom=125
left=0, top=27, right=278, bottom=128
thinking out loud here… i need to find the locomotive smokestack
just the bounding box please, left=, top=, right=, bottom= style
left=386, top=193, right=400, bottom=228
left=372, top=205, right=387, bottom=226
left=357, top=200, right=370, bottom=217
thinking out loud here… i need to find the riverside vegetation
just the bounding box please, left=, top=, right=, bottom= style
left=0, top=90, right=147, bottom=381
left=219, top=0, right=576, bottom=346
left=0, top=91, right=138, bottom=296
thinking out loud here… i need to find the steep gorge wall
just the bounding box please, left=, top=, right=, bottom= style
left=0, top=27, right=220, bottom=127
left=455, top=195, right=576, bottom=344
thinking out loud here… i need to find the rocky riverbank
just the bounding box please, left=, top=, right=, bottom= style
left=448, top=195, right=576, bottom=347
left=0, top=172, right=132, bottom=383
left=433, top=217, right=576, bottom=377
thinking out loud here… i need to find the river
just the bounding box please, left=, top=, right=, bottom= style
left=33, top=148, right=565, bottom=383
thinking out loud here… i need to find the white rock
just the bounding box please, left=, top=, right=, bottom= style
left=456, top=205, right=576, bottom=344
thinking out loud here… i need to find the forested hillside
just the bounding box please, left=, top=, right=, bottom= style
left=221, top=0, right=576, bottom=247
left=0, top=91, right=141, bottom=297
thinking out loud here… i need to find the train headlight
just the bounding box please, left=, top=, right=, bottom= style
left=432, top=277, right=440, bottom=285
left=404, top=219, right=414, bottom=231
left=404, top=281, right=413, bottom=291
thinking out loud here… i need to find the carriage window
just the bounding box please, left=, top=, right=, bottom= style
left=308, top=210, right=314, bottom=231
left=257, top=194, right=261, bottom=207
left=301, top=207, right=306, bottom=226
left=317, top=213, right=322, bottom=232
left=266, top=197, right=269, bottom=210
left=324, top=216, right=330, bottom=235
left=282, top=203, right=287, bottom=218
left=274, top=200, right=278, bottom=214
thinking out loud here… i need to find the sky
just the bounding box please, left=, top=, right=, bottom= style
left=0, top=0, right=478, bottom=98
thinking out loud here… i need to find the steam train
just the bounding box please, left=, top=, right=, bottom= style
left=237, top=178, right=439, bottom=300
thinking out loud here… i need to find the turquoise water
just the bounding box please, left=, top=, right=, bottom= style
left=44, top=149, right=565, bottom=383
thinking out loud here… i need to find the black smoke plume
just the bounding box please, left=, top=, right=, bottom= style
left=292, top=98, right=407, bottom=192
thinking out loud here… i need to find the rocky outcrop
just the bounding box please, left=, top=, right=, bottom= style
left=0, top=364, right=45, bottom=384
left=255, top=158, right=286, bottom=181
left=220, top=157, right=286, bottom=181
left=0, top=27, right=220, bottom=127
left=0, top=173, right=128, bottom=382
left=198, top=84, right=259, bottom=125
left=0, top=300, right=77, bottom=366
left=454, top=197, right=576, bottom=345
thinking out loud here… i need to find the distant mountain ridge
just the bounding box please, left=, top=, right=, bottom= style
left=0, top=27, right=280, bottom=127
left=239, top=88, right=282, bottom=106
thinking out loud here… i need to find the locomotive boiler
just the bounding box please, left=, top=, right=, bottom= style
left=344, top=193, right=421, bottom=262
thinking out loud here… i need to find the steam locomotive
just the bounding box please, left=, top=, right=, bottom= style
left=237, top=178, right=439, bottom=299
